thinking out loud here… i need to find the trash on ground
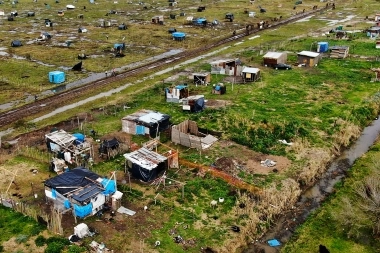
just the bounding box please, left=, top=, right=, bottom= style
left=278, top=139, right=293, bottom=145
left=260, top=159, right=277, bottom=167
left=267, top=239, right=281, bottom=247
left=117, top=206, right=136, bottom=216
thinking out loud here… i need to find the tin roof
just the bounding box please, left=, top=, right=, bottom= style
left=124, top=147, right=167, bottom=171
left=263, top=52, right=284, bottom=59
left=242, top=67, right=260, bottom=73
left=297, top=51, right=320, bottom=58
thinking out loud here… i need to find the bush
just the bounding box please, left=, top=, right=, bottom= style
left=44, top=242, right=65, bottom=253
left=15, top=234, right=29, bottom=244
left=35, top=235, right=46, bottom=247
left=67, top=245, right=87, bottom=253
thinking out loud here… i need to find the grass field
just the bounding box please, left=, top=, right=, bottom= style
left=2, top=0, right=380, bottom=252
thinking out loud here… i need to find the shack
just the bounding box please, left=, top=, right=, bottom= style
left=193, top=17, right=207, bottom=26
left=210, top=59, right=242, bottom=76
left=11, top=40, right=22, bottom=47
left=151, top=15, right=164, bottom=24
left=212, top=83, right=226, bottom=95
left=78, top=27, right=87, bottom=33
left=182, top=95, right=205, bottom=112
left=45, top=129, right=92, bottom=165
left=118, top=23, right=127, bottom=30
left=48, top=71, right=65, bottom=84
left=165, top=84, right=189, bottom=103
left=241, top=67, right=260, bottom=82
left=121, top=109, right=171, bottom=137
left=44, top=167, right=116, bottom=218
left=172, top=32, right=186, bottom=41
left=297, top=51, right=321, bottom=67
left=193, top=72, right=211, bottom=85
left=330, top=45, right=349, bottom=58
left=123, top=147, right=178, bottom=182
left=367, top=27, right=380, bottom=38
left=263, top=52, right=287, bottom=67
left=171, top=120, right=218, bottom=150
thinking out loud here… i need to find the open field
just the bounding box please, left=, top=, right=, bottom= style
left=2, top=0, right=380, bottom=252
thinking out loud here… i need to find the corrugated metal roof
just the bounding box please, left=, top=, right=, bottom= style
left=297, top=51, right=320, bottom=58
left=124, top=147, right=167, bottom=171
left=242, top=67, right=260, bottom=73
left=263, top=52, right=284, bottom=59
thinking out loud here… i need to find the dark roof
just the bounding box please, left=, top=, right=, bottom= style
left=102, top=138, right=119, bottom=148
left=44, top=167, right=102, bottom=196
left=71, top=184, right=103, bottom=203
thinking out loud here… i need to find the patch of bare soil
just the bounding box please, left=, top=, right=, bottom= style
left=211, top=140, right=291, bottom=176
left=205, top=99, right=232, bottom=109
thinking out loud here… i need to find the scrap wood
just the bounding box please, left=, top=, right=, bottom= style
left=179, top=158, right=261, bottom=194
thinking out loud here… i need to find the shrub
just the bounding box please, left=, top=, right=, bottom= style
left=15, top=234, right=29, bottom=244
left=67, top=245, right=87, bottom=253
left=44, top=242, right=65, bottom=253
left=35, top=235, right=46, bottom=247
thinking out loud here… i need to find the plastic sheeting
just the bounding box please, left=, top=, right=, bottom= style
left=64, top=199, right=71, bottom=209
left=74, top=203, right=93, bottom=218
left=51, top=188, right=57, bottom=199
left=101, top=179, right=116, bottom=195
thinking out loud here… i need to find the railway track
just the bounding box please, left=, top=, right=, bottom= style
left=0, top=6, right=332, bottom=128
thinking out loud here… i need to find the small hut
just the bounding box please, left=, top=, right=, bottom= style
left=172, top=32, right=186, bottom=41
left=165, top=84, right=189, bottom=102
left=263, top=52, right=287, bottom=67
left=151, top=15, right=164, bottom=24
left=241, top=67, right=260, bottom=82
left=182, top=95, right=205, bottom=112
left=212, top=83, right=226, bottom=95
left=225, top=13, right=234, bottom=22
left=78, top=27, right=87, bottom=33
left=11, top=40, right=22, bottom=47
left=27, top=11, right=35, bottom=17
left=297, top=51, right=321, bottom=67
left=49, top=71, right=65, bottom=84
left=168, top=28, right=177, bottom=34
left=118, top=23, right=127, bottom=30
left=193, top=73, right=211, bottom=85
left=330, top=46, right=349, bottom=58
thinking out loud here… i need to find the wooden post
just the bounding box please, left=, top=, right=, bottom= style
left=182, top=184, right=184, bottom=199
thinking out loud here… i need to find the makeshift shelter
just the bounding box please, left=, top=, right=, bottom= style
left=49, top=157, right=68, bottom=174
left=78, top=27, right=87, bottom=33
left=27, top=11, right=35, bottom=17
left=57, top=10, right=64, bottom=16
left=185, top=16, right=194, bottom=25
left=182, top=95, right=205, bottom=112
left=99, top=138, right=120, bottom=158
left=367, top=27, right=380, bottom=38
left=241, top=67, right=261, bottom=82
left=193, top=17, right=207, bottom=26
left=263, top=52, right=287, bottom=67
left=74, top=223, right=90, bottom=238
left=66, top=4, right=75, bottom=9
left=44, top=167, right=116, bottom=217
left=210, top=59, right=242, bottom=76
left=317, top=42, right=329, bottom=53
left=118, top=23, right=127, bottom=30
left=124, top=147, right=178, bottom=182
left=151, top=15, right=164, bottom=24
left=330, top=46, right=349, bottom=58
left=7, top=15, right=14, bottom=21
left=225, top=13, right=234, bottom=22
left=72, top=61, right=82, bottom=71
left=165, top=84, right=189, bottom=102
left=45, top=129, right=92, bottom=165
left=172, top=32, right=186, bottom=41
left=297, top=51, right=321, bottom=67
left=121, top=109, right=171, bottom=137
left=212, top=83, right=226, bottom=95
left=11, top=40, right=22, bottom=47
left=49, top=71, right=65, bottom=84
left=114, top=43, right=125, bottom=51
left=171, top=120, right=218, bottom=150
left=0, top=10, right=4, bottom=16
left=168, top=28, right=177, bottom=34
left=193, top=73, right=211, bottom=85
left=40, top=31, right=52, bottom=40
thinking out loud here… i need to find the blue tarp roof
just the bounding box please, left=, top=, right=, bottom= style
left=172, top=32, right=186, bottom=38
left=175, top=85, right=187, bottom=89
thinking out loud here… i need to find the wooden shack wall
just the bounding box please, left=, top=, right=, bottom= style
left=171, top=120, right=202, bottom=149
left=122, top=119, right=136, bottom=134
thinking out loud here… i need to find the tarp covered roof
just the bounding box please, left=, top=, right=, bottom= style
left=122, top=109, right=170, bottom=127
left=44, top=167, right=102, bottom=196
left=242, top=66, right=260, bottom=74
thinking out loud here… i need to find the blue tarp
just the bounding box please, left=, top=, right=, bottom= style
left=64, top=199, right=71, bottom=209
left=101, top=178, right=116, bottom=195
left=215, top=85, right=221, bottom=91
left=175, top=85, right=187, bottom=90
left=51, top=188, right=57, bottom=199
left=49, top=71, right=65, bottom=84
left=74, top=203, right=93, bottom=218
left=136, top=125, right=145, bottom=135
left=73, top=133, right=85, bottom=144
left=268, top=239, right=281, bottom=247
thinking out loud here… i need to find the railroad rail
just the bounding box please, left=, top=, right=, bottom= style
left=0, top=5, right=332, bottom=128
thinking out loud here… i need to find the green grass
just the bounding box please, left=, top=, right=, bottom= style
left=0, top=205, right=45, bottom=244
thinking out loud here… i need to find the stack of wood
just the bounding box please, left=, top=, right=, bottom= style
left=330, top=46, right=349, bottom=59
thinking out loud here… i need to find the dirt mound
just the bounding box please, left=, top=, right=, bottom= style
left=206, top=99, right=231, bottom=109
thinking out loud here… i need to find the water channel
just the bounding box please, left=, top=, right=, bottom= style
left=243, top=116, right=380, bottom=252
